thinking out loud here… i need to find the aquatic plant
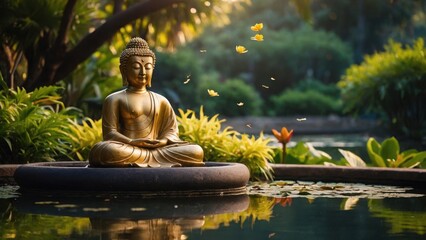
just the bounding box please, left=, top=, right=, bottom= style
left=365, top=137, right=426, bottom=168
left=273, top=141, right=336, bottom=165
left=337, top=137, right=426, bottom=168
left=177, top=107, right=274, bottom=180
left=271, top=127, right=293, bottom=163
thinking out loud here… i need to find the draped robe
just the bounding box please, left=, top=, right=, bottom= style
left=89, top=90, right=204, bottom=167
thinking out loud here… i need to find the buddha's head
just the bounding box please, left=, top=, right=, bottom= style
left=119, top=37, right=156, bottom=88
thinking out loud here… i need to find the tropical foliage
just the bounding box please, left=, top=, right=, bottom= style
left=339, top=38, right=426, bottom=139
left=0, top=0, right=248, bottom=91
left=0, top=77, right=75, bottom=163
left=0, top=74, right=101, bottom=163
left=177, top=107, right=274, bottom=180
left=270, top=128, right=426, bottom=169
left=67, top=118, right=102, bottom=161
left=365, top=137, right=426, bottom=168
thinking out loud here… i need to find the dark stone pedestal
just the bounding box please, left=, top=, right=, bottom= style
left=14, top=161, right=250, bottom=196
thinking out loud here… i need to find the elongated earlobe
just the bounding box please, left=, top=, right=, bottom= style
left=120, top=65, right=128, bottom=86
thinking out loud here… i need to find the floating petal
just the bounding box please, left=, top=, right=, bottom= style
left=237, top=102, right=244, bottom=106
left=262, top=85, right=269, bottom=89
left=251, top=34, right=264, bottom=41
left=272, top=129, right=281, bottom=140
left=236, top=45, right=248, bottom=54
left=207, top=89, right=219, bottom=97
left=250, top=23, right=263, bottom=31
left=297, top=118, right=307, bottom=121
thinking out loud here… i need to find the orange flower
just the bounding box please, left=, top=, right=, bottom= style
left=274, top=197, right=292, bottom=207
left=272, top=127, right=294, bottom=144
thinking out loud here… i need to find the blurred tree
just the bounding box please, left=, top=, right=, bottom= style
left=339, top=38, right=426, bottom=139
left=190, top=25, right=352, bottom=99
left=312, top=0, right=425, bottom=62
left=0, top=0, right=248, bottom=91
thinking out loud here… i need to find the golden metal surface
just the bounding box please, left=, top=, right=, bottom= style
left=89, top=38, right=204, bottom=167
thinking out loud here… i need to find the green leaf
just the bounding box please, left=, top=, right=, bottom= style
left=2, top=137, right=12, bottom=152
left=0, top=71, right=8, bottom=91
left=401, top=151, right=426, bottom=168
left=338, top=149, right=367, bottom=167
left=380, top=137, right=399, bottom=161
left=367, top=138, right=386, bottom=167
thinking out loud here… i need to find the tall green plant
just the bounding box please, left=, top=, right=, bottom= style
left=68, top=118, right=102, bottom=161
left=0, top=77, right=75, bottom=163
left=177, top=107, right=274, bottom=180
left=339, top=38, right=426, bottom=139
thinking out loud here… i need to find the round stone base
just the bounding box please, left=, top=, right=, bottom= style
left=14, top=161, right=250, bottom=196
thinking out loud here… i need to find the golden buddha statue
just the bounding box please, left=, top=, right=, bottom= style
left=89, top=37, right=204, bottom=167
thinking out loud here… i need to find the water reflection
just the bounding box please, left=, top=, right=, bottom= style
left=90, top=218, right=205, bottom=240
left=5, top=191, right=249, bottom=239
left=0, top=184, right=425, bottom=239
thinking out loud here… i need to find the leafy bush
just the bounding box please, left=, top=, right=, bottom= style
left=338, top=38, right=426, bottom=139
left=192, top=26, right=352, bottom=98
left=294, top=78, right=341, bottom=98
left=177, top=107, right=274, bottom=180
left=68, top=118, right=102, bottom=161
left=270, top=89, right=341, bottom=116
left=0, top=74, right=102, bottom=163
left=0, top=82, right=75, bottom=163
left=199, top=76, right=263, bottom=116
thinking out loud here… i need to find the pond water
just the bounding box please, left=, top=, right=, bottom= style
left=0, top=181, right=425, bottom=240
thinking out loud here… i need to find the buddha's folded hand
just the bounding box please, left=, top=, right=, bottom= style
left=130, top=138, right=167, bottom=149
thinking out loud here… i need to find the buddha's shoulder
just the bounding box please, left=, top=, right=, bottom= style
left=104, top=89, right=126, bottom=102
left=149, top=91, right=169, bottom=102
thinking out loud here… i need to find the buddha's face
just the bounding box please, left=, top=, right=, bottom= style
left=122, top=55, right=154, bottom=89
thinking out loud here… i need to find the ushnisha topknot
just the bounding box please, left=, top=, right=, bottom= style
left=119, top=37, right=156, bottom=68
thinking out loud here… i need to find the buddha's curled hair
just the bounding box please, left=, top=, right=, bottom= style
left=119, top=37, right=156, bottom=68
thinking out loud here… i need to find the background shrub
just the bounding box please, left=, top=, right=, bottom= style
left=338, top=38, right=426, bottom=139
left=152, top=48, right=204, bottom=110
left=270, top=89, right=341, bottom=116
left=191, top=26, right=353, bottom=100
left=198, top=76, right=263, bottom=117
